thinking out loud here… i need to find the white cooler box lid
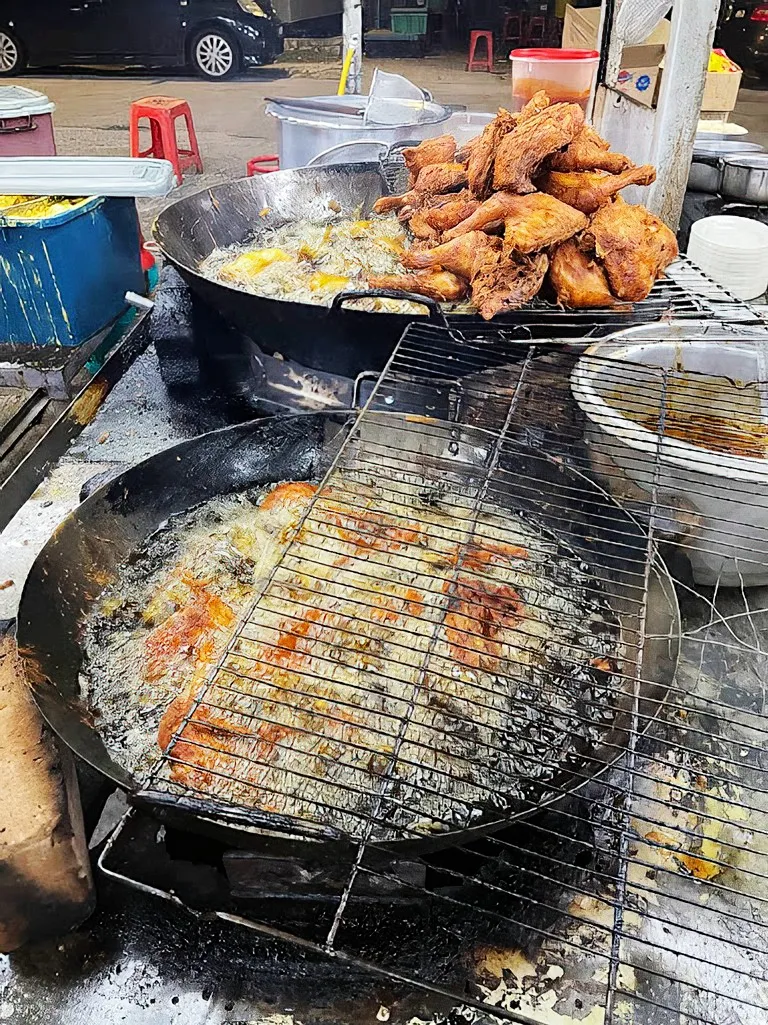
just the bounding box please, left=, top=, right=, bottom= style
left=0, top=85, right=55, bottom=118
left=0, top=156, right=176, bottom=197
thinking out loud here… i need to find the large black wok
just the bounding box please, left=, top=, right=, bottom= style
left=17, top=412, right=679, bottom=857
left=152, top=164, right=446, bottom=380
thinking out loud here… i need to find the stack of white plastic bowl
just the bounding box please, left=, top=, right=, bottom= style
left=687, top=214, right=768, bottom=300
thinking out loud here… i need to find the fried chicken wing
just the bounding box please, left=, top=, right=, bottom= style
left=492, top=103, right=585, bottom=194
left=424, top=197, right=481, bottom=231
left=582, top=200, right=679, bottom=302
left=467, top=107, right=517, bottom=199
left=470, top=250, right=549, bottom=320
left=549, top=239, right=618, bottom=308
left=402, top=135, right=457, bottom=186
left=538, top=165, right=657, bottom=215
left=402, top=231, right=502, bottom=280
left=502, top=193, right=588, bottom=253
left=414, top=162, right=468, bottom=196
left=549, top=126, right=633, bottom=174
left=367, top=269, right=468, bottom=303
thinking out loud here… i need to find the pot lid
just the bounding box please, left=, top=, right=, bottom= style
left=0, top=156, right=176, bottom=196
left=266, top=94, right=451, bottom=130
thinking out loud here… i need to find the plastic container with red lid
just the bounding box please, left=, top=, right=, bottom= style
left=508, top=48, right=600, bottom=113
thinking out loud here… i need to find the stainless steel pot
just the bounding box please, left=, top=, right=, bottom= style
left=721, top=153, right=768, bottom=203
left=688, top=141, right=763, bottom=194
left=266, top=94, right=453, bottom=169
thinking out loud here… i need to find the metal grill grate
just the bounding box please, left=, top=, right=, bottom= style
left=112, top=318, right=768, bottom=1025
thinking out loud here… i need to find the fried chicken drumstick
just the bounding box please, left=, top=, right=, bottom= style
left=368, top=269, right=468, bottom=302
left=538, top=165, right=657, bottom=215
left=549, top=126, right=633, bottom=174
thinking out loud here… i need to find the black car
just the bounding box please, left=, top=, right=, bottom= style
left=717, top=0, right=768, bottom=79
left=0, top=0, right=283, bottom=79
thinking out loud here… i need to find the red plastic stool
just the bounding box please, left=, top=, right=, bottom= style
left=129, top=96, right=203, bottom=185
left=502, top=13, right=523, bottom=48
left=523, top=16, right=546, bottom=45
left=467, top=30, right=494, bottom=72
left=247, top=154, right=280, bottom=175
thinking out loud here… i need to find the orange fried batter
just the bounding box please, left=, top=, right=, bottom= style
left=156, top=485, right=534, bottom=798
left=145, top=577, right=236, bottom=683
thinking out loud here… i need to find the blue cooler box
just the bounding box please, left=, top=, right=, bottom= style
left=0, top=195, right=144, bottom=346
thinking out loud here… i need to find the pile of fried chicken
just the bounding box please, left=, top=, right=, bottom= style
left=369, top=92, right=679, bottom=320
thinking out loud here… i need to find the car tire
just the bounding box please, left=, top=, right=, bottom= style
left=190, top=28, right=239, bottom=79
left=0, top=29, right=25, bottom=76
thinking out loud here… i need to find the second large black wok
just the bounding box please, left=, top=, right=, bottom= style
left=152, top=164, right=448, bottom=380
left=16, top=410, right=679, bottom=857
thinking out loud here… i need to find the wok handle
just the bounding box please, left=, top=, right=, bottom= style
left=330, top=288, right=448, bottom=324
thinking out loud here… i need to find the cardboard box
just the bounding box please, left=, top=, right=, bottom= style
left=562, top=5, right=669, bottom=50
left=701, top=68, right=743, bottom=114
left=563, top=6, right=742, bottom=114
left=615, top=43, right=665, bottom=107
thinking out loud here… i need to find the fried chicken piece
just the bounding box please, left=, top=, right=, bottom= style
left=549, top=125, right=633, bottom=174
left=368, top=269, right=468, bottom=303
left=445, top=191, right=586, bottom=250
left=471, top=249, right=549, bottom=320
left=402, top=135, right=457, bottom=186
left=549, top=239, right=618, bottom=308
left=538, top=165, right=657, bottom=215
left=414, top=162, right=469, bottom=196
left=467, top=107, right=517, bottom=199
left=503, top=194, right=588, bottom=253
left=493, top=103, right=585, bottom=194
left=402, top=231, right=502, bottom=280
left=518, top=89, right=552, bottom=121
left=373, top=190, right=419, bottom=214
left=424, top=197, right=481, bottom=231
left=582, top=200, right=679, bottom=302
left=408, top=208, right=441, bottom=241
left=444, top=191, right=523, bottom=239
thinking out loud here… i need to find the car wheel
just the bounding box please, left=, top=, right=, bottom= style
left=0, top=29, right=25, bottom=75
left=190, top=29, right=238, bottom=79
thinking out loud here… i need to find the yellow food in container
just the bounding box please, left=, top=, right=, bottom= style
left=0, top=195, right=90, bottom=220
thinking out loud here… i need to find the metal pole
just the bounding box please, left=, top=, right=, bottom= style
left=343, top=0, right=363, bottom=94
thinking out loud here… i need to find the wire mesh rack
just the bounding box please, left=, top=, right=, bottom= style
left=102, top=317, right=768, bottom=1025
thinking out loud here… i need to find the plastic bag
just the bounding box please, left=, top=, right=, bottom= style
left=614, top=0, right=672, bottom=45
